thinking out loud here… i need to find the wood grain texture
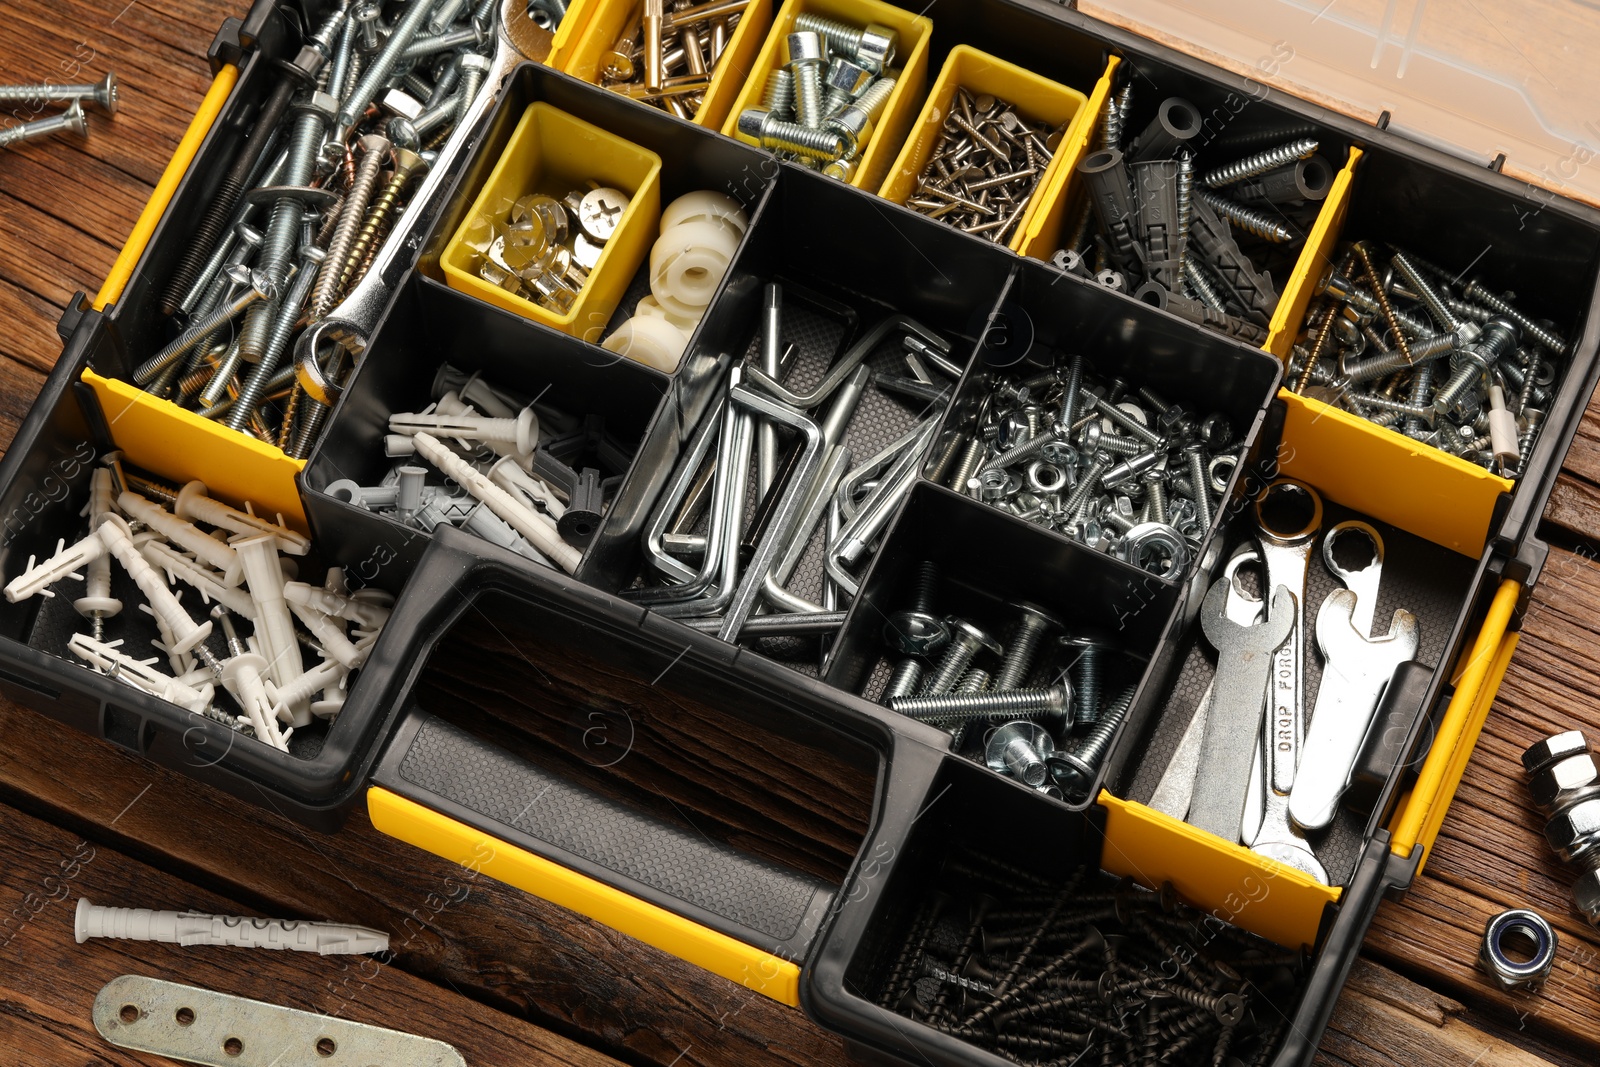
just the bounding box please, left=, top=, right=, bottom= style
left=0, top=1, right=1598, bottom=1066
left=0, top=794, right=623, bottom=1067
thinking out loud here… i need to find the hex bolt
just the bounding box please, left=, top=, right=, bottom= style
left=1049, top=684, right=1135, bottom=795
left=921, top=619, right=1003, bottom=696
left=984, top=721, right=1055, bottom=787
left=0, top=71, right=117, bottom=112
left=0, top=99, right=88, bottom=148
left=993, top=605, right=1062, bottom=691
left=1433, top=317, right=1520, bottom=416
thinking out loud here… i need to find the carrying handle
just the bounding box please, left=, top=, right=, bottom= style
left=366, top=528, right=919, bottom=1004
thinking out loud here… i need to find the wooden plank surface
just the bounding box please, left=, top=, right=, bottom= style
left=2, top=3, right=1599, bottom=1067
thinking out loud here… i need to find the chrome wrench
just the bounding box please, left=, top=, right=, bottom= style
left=1322, top=520, right=1384, bottom=638
left=1150, top=545, right=1262, bottom=820
left=1289, top=588, right=1419, bottom=831
left=1246, top=480, right=1327, bottom=882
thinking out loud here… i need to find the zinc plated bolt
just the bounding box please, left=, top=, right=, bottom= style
left=1462, top=280, right=1568, bottom=356
left=992, top=604, right=1062, bottom=691
left=1390, top=249, right=1466, bottom=336
left=1057, top=352, right=1085, bottom=428
left=336, top=0, right=442, bottom=136
left=884, top=659, right=924, bottom=701
left=0, top=72, right=117, bottom=112
left=1090, top=395, right=1165, bottom=450
left=891, top=685, right=1071, bottom=731
left=1049, top=684, right=1135, bottom=793
left=1059, top=631, right=1111, bottom=724
left=1183, top=442, right=1212, bottom=530
left=921, top=619, right=1003, bottom=695
left=984, top=720, right=1055, bottom=787
left=736, top=107, right=845, bottom=160
left=786, top=31, right=827, bottom=128
left=1433, top=317, right=1520, bottom=416
left=226, top=246, right=325, bottom=432
left=1060, top=450, right=1112, bottom=522
left=133, top=268, right=274, bottom=386
left=792, top=13, right=897, bottom=72
left=0, top=100, right=88, bottom=148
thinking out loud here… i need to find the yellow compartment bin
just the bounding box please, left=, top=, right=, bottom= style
left=719, top=0, right=932, bottom=192
left=558, top=0, right=775, bottom=131
left=879, top=46, right=1089, bottom=251
left=441, top=102, right=663, bottom=344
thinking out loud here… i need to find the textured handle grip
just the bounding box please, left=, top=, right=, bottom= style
left=393, top=715, right=834, bottom=951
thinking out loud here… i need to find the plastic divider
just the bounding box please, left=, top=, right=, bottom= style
left=877, top=45, right=1090, bottom=252
left=81, top=367, right=308, bottom=533
left=719, top=0, right=933, bottom=191
left=1263, top=146, right=1361, bottom=360
left=557, top=0, right=776, bottom=130
left=1016, top=54, right=1118, bottom=261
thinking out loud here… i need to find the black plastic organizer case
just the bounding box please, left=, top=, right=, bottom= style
left=0, top=2, right=1596, bottom=1067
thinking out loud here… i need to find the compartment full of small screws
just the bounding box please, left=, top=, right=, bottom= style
left=1285, top=240, right=1572, bottom=479
left=863, top=845, right=1306, bottom=1067
left=595, top=0, right=752, bottom=120
left=460, top=186, right=633, bottom=314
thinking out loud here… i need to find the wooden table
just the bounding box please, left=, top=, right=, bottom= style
left=1, top=4, right=1596, bottom=1065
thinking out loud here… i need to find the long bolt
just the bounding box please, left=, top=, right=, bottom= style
left=132, top=275, right=272, bottom=385
left=1060, top=451, right=1112, bottom=521
left=1390, top=249, right=1461, bottom=334
left=1057, top=353, right=1084, bottom=428
left=0, top=100, right=88, bottom=147
left=1352, top=242, right=1413, bottom=365
left=1050, top=684, right=1135, bottom=793
left=226, top=247, right=324, bottom=431
left=1090, top=396, right=1165, bottom=449
left=1463, top=280, right=1569, bottom=356
left=1341, top=332, right=1455, bottom=383
left=922, top=625, right=998, bottom=696
left=1185, top=443, right=1212, bottom=531
left=238, top=98, right=329, bottom=364
left=892, top=685, right=1071, bottom=726
left=948, top=437, right=985, bottom=491
left=337, top=0, right=443, bottom=135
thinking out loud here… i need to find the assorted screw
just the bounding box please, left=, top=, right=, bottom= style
left=735, top=18, right=899, bottom=180
left=142, top=1, right=496, bottom=458
left=598, top=0, right=749, bottom=119
left=905, top=88, right=1061, bottom=244
left=1522, top=730, right=1600, bottom=927
left=329, top=365, right=629, bottom=574
left=874, top=563, right=1144, bottom=800
left=462, top=184, right=632, bottom=314
left=1056, top=84, right=1334, bottom=346
left=936, top=356, right=1240, bottom=577
left=878, top=852, right=1303, bottom=1066
left=1288, top=241, right=1568, bottom=478
left=2, top=456, right=387, bottom=752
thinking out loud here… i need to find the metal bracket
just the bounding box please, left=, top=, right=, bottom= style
left=93, top=975, right=466, bottom=1066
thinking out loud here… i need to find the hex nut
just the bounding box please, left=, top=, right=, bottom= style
left=1529, top=752, right=1600, bottom=813
left=1522, top=730, right=1588, bottom=776
left=1479, top=909, right=1557, bottom=992
left=1544, top=796, right=1600, bottom=865
left=1574, top=868, right=1600, bottom=927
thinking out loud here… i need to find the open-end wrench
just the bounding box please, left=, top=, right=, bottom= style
left=1289, top=589, right=1419, bottom=831
left=1187, top=577, right=1294, bottom=843
left=1321, top=520, right=1384, bottom=638
left=1150, top=546, right=1263, bottom=820
left=1245, top=480, right=1327, bottom=882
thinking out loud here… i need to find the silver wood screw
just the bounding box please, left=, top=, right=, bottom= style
left=0, top=100, right=88, bottom=148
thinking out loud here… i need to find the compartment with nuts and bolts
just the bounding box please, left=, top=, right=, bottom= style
left=925, top=255, right=1284, bottom=582
left=1274, top=141, right=1600, bottom=540
left=1020, top=49, right=1354, bottom=353
left=818, top=753, right=1311, bottom=1067
left=89, top=0, right=500, bottom=464
left=720, top=0, right=933, bottom=190
left=824, top=483, right=1173, bottom=805
left=610, top=165, right=1017, bottom=670
left=301, top=271, right=673, bottom=593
